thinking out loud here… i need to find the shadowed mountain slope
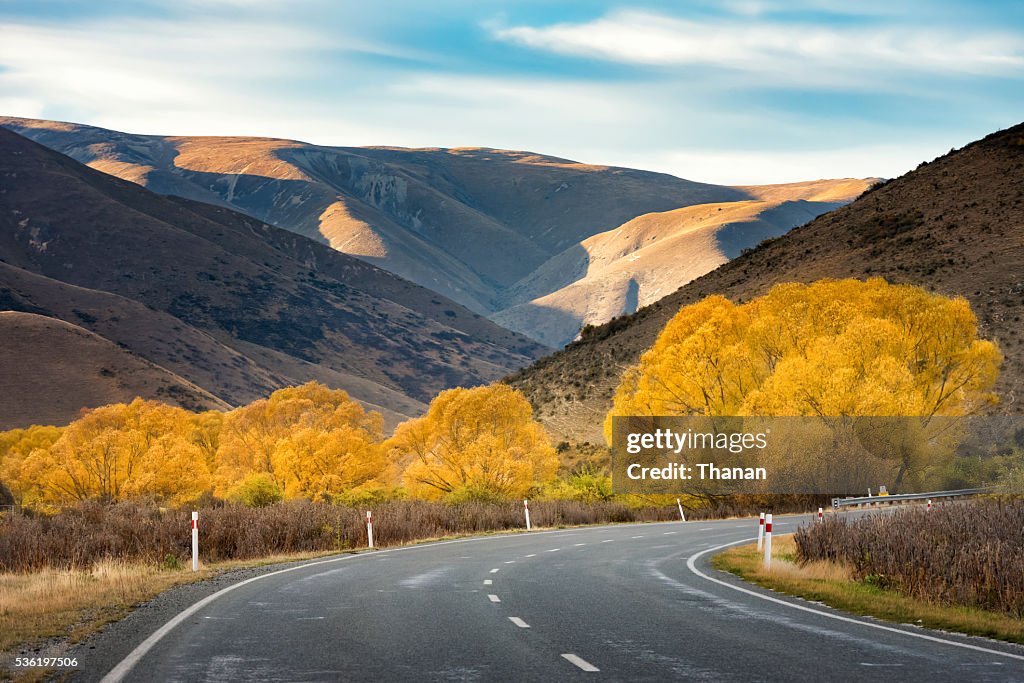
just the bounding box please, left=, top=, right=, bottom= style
left=0, top=128, right=546, bottom=428
left=0, top=312, right=228, bottom=429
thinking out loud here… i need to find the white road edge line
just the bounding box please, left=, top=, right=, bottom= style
left=509, top=617, right=530, bottom=628
left=687, top=538, right=1024, bottom=662
left=562, top=653, right=600, bottom=672
left=98, top=525, right=583, bottom=683
left=488, top=594, right=501, bottom=603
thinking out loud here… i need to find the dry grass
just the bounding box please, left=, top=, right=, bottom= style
left=713, top=535, right=1024, bottom=645
left=0, top=560, right=194, bottom=655
left=795, top=500, right=1024, bottom=617
left=0, top=551, right=339, bottom=681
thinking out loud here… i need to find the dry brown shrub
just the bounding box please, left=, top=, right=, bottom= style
left=794, top=499, right=1024, bottom=616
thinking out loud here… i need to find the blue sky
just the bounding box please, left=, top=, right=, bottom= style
left=1, top=0, right=1022, bottom=183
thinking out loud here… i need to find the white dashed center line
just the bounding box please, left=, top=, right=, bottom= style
left=488, top=594, right=501, bottom=603
left=631, top=535, right=644, bottom=539
left=509, top=617, right=530, bottom=628
left=562, top=654, right=600, bottom=672
left=490, top=568, right=500, bottom=574
left=525, top=553, right=537, bottom=558
left=547, top=548, right=560, bottom=552
left=483, top=579, right=492, bottom=585
left=663, top=531, right=677, bottom=535
left=504, top=560, right=516, bottom=564
left=574, top=543, right=586, bottom=546
left=601, top=539, right=614, bottom=543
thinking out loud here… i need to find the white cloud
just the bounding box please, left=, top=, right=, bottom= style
left=493, top=10, right=1024, bottom=82
left=0, top=19, right=314, bottom=109
left=0, top=17, right=395, bottom=140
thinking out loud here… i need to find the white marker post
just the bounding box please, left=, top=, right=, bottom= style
left=366, top=510, right=374, bottom=549
left=523, top=499, right=532, bottom=531
left=763, top=513, right=773, bottom=569
left=818, top=507, right=824, bottom=523
left=757, top=512, right=765, bottom=551
left=191, top=511, right=199, bottom=572
left=676, top=498, right=686, bottom=522
left=927, top=499, right=932, bottom=512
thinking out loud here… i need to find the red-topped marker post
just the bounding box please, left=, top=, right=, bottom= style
left=191, top=511, right=199, bottom=572
left=763, top=513, right=773, bottom=569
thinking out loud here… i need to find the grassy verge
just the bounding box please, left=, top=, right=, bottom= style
left=0, top=551, right=344, bottom=666
left=712, top=535, right=1024, bottom=645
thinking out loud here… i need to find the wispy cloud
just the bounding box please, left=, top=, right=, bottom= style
left=492, top=9, right=1024, bottom=82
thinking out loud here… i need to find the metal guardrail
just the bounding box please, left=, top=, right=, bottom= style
left=832, top=488, right=989, bottom=509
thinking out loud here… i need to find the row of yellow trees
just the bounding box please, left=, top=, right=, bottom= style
left=0, top=384, right=558, bottom=508
left=0, top=278, right=1004, bottom=508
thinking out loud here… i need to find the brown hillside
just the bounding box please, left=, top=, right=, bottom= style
left=0, top=128, right=545, bottom=427
left=508, top=123, right=1024, bottom=442
left=0, top=312, right=228, bottom=428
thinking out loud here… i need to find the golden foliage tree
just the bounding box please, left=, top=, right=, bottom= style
left=390, top=384, right=558, bottom=500
left=214, top=382, right=385, bottom=501
left=0, top=425, right=62, bottom=506
left=22, top=399, right=211, bottom=506
left=607, top=279, right=1002, bottom=489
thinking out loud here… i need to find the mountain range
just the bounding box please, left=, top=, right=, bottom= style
left=508, top=122, right=1024, bottom=442
left=0, top=118, right=871, bottom=346
left=0, top=127, right=545, bottom=429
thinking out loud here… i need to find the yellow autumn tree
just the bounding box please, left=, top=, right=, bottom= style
left=390, top=384, right=558, bottom=501
left=214, top=382, right=386, bottom=501
left=607, top=279, right=1002, bottom=490
left=25, top=399, right=211, bottom=506
left=0, top=425, right=63, bottom=506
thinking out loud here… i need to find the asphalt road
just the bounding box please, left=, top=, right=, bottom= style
left=80, top=513, right=1024, bottom=682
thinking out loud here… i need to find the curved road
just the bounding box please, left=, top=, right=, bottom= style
left=87, top=513, right=1024, bottom=682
